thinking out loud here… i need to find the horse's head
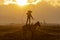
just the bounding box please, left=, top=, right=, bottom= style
left=35, top=21, right=40, bottom=27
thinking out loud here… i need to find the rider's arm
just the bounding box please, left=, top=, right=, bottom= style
left=31, top=15, right=34, bottom=19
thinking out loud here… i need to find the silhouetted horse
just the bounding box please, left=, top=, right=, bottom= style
left=22, top=21, right=41, bottom=40
left=22, top=21, right=40, bottom=32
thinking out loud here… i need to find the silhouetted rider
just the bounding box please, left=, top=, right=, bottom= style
left=26, top=10, right=34, bottom=25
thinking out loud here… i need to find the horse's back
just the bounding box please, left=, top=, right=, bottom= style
left=22, top=24, right=31, bottom=31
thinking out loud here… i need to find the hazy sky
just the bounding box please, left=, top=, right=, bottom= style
left=0, top=0, right=60, bottom=25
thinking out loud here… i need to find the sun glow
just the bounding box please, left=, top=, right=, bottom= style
left=4, top=0, right=41, bottom=6
left=3, top=0, right=60, bottom=7
left=16, top=0, right=28, bottom=6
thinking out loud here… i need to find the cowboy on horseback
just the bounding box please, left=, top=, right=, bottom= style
left=26, top=10, right=34, bottom=25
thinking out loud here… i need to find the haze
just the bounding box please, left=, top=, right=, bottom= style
left=0, top=0, right=60, bottom=25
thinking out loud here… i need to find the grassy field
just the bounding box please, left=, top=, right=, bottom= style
left=0, top=24, right=60, bottom=40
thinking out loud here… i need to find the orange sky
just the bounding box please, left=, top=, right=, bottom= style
left=0, top=0, right=60, bottom=25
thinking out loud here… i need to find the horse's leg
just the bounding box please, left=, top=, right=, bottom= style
left=22, top=26, right=28, bottom=40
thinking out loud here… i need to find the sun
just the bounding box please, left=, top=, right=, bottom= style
left=16, top=0, right=28, bottom=6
